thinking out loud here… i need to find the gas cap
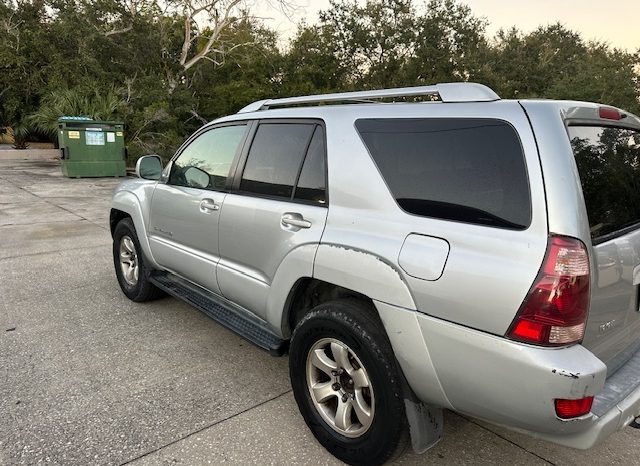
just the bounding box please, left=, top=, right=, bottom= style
left=398, top=234, right=450, bottom=281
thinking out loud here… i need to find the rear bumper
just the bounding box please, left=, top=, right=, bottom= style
left=375, top=301, right=640, bottom=448
left=535, top=347, right=640, bottom=448
left=533, top=382, right=640, bottom=448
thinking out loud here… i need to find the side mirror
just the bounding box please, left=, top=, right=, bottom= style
left=135, top=155, right=163, bottom=180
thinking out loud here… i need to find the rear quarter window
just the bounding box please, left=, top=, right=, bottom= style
left=355, top=118, right=531, bottom=229
left=568, top=126, right=640, bottom=242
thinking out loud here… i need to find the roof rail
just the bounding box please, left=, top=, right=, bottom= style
left=237, top=83, right=500, bottom=113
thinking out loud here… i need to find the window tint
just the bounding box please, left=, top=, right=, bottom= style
left=240, top=123, right=315, bottom=198
left=568, top=126, right=640, bottom=241
left=356, top=119, right=531, bottom=229
left=169, top=124, right=247, bottom=190
left=294, top=126, right=326, bottom=204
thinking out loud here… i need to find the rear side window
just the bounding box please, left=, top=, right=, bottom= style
left=356, top=118, right=531, bottom=229
left=568, top=126, right=640, bottom=241
left=294, top=126, right=327, bottom=204
left=240, top=123, right=315, bottom=198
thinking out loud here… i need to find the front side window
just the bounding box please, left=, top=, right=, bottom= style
left=568, top=126, right=640, bottom=241
left=356, top=118, right=531, bottom=229
left=169, top=124, right=247, bottom=190
left=240, top=123, right=316, bottom=198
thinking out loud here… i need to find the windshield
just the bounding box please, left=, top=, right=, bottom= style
left=568, top=126, right=640, bottom=241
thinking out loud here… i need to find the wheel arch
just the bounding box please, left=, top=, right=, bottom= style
left=282, top=278, right=374, bottom=338
left=111, top=190, right=159, bottom=268
left=109, top=208, right=131, bottom=237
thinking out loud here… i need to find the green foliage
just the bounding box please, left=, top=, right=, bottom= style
left=11, top=124, right=30, bottom=150
left=0, top=0, right=638, bottom=163
left=27, top=86, right=126, bottom=138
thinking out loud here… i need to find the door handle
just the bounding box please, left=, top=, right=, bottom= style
left=281, top=213, right=311, bottom=229
left=200, top=199, right=219, bottom=212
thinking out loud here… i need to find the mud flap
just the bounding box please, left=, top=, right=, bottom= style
left=404, top=399, right=443, bottom=453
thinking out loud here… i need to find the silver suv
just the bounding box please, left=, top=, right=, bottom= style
left=110, top=83, right=640, bottom=465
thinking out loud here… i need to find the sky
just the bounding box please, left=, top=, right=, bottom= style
left=261, top=0, right=640, bottom=51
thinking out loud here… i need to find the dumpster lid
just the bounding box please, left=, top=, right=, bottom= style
left=57, top=116, right=124, bottom=125
left=58, top=116, right=93, bottom=122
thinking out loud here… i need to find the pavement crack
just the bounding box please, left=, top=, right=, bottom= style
left=459, top=414, right=557, bottom=465
left=119, top=389, right=293, bottom=466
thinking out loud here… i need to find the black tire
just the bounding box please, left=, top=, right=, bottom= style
left=112, top=217, right=163, bottom=302
left=289, top=299, right=409, bottom=466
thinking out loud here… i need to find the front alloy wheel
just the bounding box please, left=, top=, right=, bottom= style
left=119, top=235, right=139, bottom=286
left=112, top=217, right=162, bottom=302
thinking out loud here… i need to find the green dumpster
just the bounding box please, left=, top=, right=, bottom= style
left=57, top=116, right=126, bottom=177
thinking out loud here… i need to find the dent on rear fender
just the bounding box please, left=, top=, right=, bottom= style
left=314, top=243, right=416, bottom=309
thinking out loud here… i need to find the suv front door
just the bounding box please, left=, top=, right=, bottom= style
left=217, top=121, right=328, bottom=318
left=148, top=123, right=249, bottom=293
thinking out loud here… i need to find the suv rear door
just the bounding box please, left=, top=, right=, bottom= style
left=567, top=124, right=640, bottom=372
left=217, top=120, right=328, bottom=319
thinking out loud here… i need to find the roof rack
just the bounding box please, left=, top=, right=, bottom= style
left=237, top=83, right=500, bottom=113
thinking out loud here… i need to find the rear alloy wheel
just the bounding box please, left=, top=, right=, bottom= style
left=306, top=337, right=375, bottom=438
left=290, top=299, right=409, bottom=466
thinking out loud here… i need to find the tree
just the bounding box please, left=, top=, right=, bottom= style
left=486, top=24, right=640, bottom=114
left=315, top=0, right=417, bottom=88
left=27, top=86, right=126, bottom=138
left=407, top=0, right=490, bottom=84
left=1, top=0, right=638, bottom=162
left=280, top=23, right=349, bottom=95
left=0, top=0, right=53, bottom=126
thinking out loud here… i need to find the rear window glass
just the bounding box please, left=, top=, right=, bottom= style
left=294, top=126, right=327, bottom=204
left=568, top=126, right=640, bottom=241
left=356, top=118, right=531, bottom=229
left=240, top=123, right=315, bottom=198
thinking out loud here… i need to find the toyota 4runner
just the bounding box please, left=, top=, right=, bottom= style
left=110, top=83, right=640, bottom=465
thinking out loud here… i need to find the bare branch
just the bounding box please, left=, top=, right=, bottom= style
left=124, top=74, right=137, bottom=104
left=2, top=12, right=22, bottom=52
left=180, top=0, right=243, bottom=71
left=104, top=25, right=133, bottom=36
left=189, top=109, right=208, bottom=124
left=170, top=0, right=296, bottom=79
left=179, top=16, right=192, bottom=66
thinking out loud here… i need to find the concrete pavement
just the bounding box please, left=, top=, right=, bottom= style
left=0, top=159, right=638, bottom=465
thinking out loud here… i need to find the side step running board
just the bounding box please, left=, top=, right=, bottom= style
left=150, top=272, right=288, bottom=356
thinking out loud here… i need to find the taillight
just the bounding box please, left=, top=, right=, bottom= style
left=599, top=106, right=623, bottom=120
left=506, top=236, right=590, bottom=346
left=555, top=397, right=594, bottom=419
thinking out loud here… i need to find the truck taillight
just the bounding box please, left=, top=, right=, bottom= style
left=555, top=397, right=594, bottom=419
left=506, top=236, right=590, bottom=346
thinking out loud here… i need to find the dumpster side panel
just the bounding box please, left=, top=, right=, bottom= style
left=59, top=120, right=126, bottom=178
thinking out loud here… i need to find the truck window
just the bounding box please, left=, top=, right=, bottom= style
left=568, top=126, right=640, bottom=242
left=356, top=118, right=531, bottom=229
